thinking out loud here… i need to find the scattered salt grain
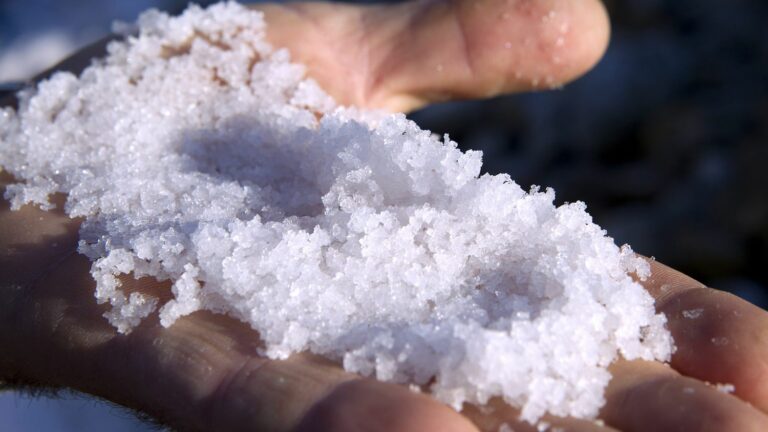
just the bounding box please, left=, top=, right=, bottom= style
left=498, top=424, right=515, bottom=432
left=682, top=308, right=704, bottom=319
left=715, top=383, right=736, bottom=394
left=408, top=384, right=422, bottom=394
left=0, top=2, right=673, bottom=423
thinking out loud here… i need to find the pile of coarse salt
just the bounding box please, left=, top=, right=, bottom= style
left=0, top=2, right=673, bottom=423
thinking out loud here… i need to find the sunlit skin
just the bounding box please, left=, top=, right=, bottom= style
left=1, top=1, right=768, bottom=431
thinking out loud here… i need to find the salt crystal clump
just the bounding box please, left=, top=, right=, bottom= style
left=0, top=2, right=673, bottom=423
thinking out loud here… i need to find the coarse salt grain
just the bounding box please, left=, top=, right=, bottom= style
left=0, top=2, right=673, bottom=423
left=715, top=383, right=736, bottom=394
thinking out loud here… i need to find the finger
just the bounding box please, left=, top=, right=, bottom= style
left=258, top=0, right=611, bottom=112
left=642, top=260, right=768, bottom=413
left=601, top=359, right=768, bottom=432
left=462, top=398, right=618, bottom=432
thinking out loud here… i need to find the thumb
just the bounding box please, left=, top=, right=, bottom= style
left=259, top=0, right=611, bottom=112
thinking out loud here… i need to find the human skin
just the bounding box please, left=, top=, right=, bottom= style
left=1, top=1, right=768, bottom=431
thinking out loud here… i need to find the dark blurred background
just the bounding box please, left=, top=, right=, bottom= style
left=1, top=0, right=766, bottom=430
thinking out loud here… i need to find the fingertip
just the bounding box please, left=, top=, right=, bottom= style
left=435, top=0, right=613, bottom=93
left=510, top=0, right=611, bottom=90
left=566, top=0, right=611, bottom=76
left=560, top=0, right=611, bottom=82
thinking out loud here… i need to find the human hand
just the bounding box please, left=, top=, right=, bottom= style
left=2, top=1, right=767, bottom=431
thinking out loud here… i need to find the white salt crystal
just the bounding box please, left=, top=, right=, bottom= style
left=0, top=2, right=673, bottom=423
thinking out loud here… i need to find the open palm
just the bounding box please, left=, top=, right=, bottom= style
left=2, top=1, right=767, bottom=431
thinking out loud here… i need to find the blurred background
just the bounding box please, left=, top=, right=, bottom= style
left=1, top=0, right=766, bottom=430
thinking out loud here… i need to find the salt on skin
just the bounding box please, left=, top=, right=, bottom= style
left=0, top=2, right=674, bottom=423
left=682, top=308, right=704, bottom=319
left=716, top=383, right=736, bottom=394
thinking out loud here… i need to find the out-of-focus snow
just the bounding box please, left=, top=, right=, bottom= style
left=0, top=0, right=184, bottom=82
left=0, top=32, right=78, bottom=81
